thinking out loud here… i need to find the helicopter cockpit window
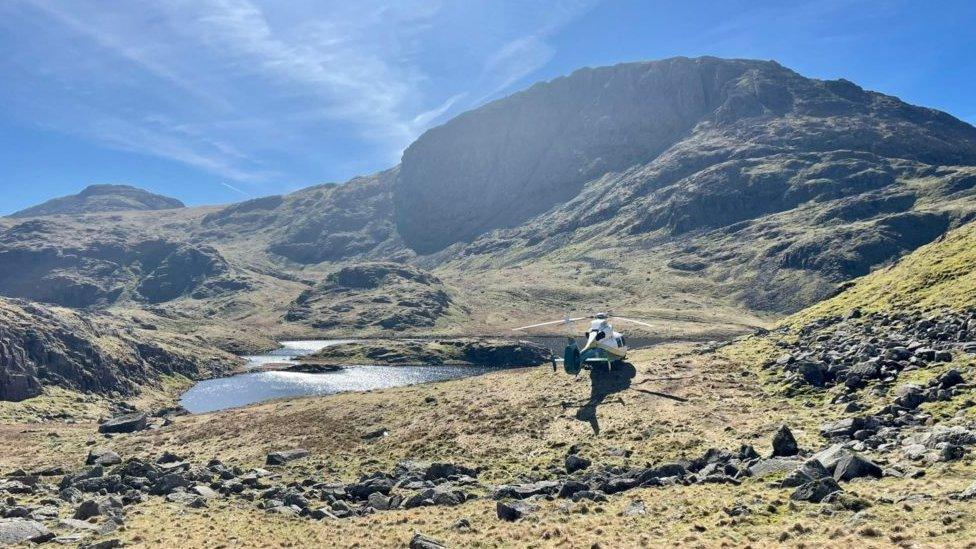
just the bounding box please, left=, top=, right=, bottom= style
left=595, top=331, right=606, bottom=341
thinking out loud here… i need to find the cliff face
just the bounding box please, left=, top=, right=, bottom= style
left=0, top=297, right=235, bottom=401
left=394, top=57, right=976, bottom=254
left=10, top=184, right=184, bottom=218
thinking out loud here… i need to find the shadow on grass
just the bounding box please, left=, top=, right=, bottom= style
left=572, top=361, right=636, bottom=435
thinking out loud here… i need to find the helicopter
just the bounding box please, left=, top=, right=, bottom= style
left=512, top=313, right=655, bottom=375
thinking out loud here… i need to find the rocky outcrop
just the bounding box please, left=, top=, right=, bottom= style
left=285, top=263, right=456, bottom=332
left=0, top=297, right=235, bottom=401
left=305, top=338, right=550, bottom=367
left=0, top=222, right=244, bottom=308
left=10, top=184, right=184, bottom=218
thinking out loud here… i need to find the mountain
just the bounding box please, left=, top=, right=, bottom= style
left=396, top=57, right=976, bottom=254
left=9, top=184, right=185, bottom=218
left=0, top=56, right=974, bottom=357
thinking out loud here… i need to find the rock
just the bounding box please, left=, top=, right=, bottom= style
left=98, top=412, right=148, bottom=434
left=86, top=447, right=122, bottom=466
left=424, top=463, right=477, bottom=481
left=496, top=500, right=537, bottom=522
left=367, top=492, right=391, bottom=511
left=266, top=449, right=309, bottom=466
left=570, top=490, right=607, bottom=503
left=87, top=539, right=122, bottom=549
left=812, top=443, right=853, bottom=473
left=346, top=478, right=395, bottom=500
left=190, top=485, right=219, bottom=499
left=780, top=459, right=831, bottom=488
left=310, top=507, right=337, bottom=520
left=557, top=480, right=589, bottom=499
left=748, top=458, right=803, bottom=478
left=493, top=481, right=560, bottom=500
left=833, top=453, right=883, bottom=481
left=954, top=481, right=976, bottom=500
left=796, top=361, right=826, bottom=386
left=939, top=444, right=965, bottom=461
left=565, top=454, right=591, bottom=474
left=57, top=518, right=101, bottom=531
left=903, top=444, right=928, bottom=460
left=623, top=499, right=647, bottom=516
left=0, top=518, right=54, bottom=545
left=791, top=477, right=842, bottom=503
left=771, top=425, right=800, bottom=457
left=361, top=427, right=389, bottom=441
left=935, top=369, right=964, bottom=388
left=894, top=384, right=926, bottom=409
left=410, top=533, right=447, bottom=549
left=738, top=444, right=760, bottom=460
left=151, top=473, right=189, bottom=495
left=74, top=497, right=123, bottom=520
left=166, top=492, right=207, bottom=508
left=847, top=361, right=880, bottom=380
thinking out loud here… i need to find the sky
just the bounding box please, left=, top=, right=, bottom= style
left=1, top=0, right=974, bottom=214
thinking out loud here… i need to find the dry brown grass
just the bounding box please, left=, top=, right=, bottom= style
left=5, top=343, right=976, bottom=546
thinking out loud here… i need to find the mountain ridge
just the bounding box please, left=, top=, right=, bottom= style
left=10, top=184, right=185, bottom=218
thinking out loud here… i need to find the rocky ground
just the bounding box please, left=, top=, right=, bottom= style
left=2, top=326, right=976, bottom=547
left=303, top=338, right=550, bottom=367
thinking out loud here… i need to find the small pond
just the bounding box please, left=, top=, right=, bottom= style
left=179, top=340, right=497, bottom=413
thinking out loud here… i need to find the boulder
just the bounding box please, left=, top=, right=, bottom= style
left=86, top=448, right=122, bottom=467
left=812, top=443, right=853, bottom=473
left=954, top=481, right=976, bottom=500
left=73, top=497, right=122, bottom=520
left=98, top=412, right=148, bottom=434
left=748, top=458, right=803, bottom=478
left=493, top=481, right=560, bottom=500
left=771, top=425, right=800, bottom=456
left=0, top=519, right=54, bottom=545
left=496, top=500, right=537, bottom=522
left=151, top=473, right=189, bottom=495
left=346, top=478, right=395, bottom=500
left=935, top=369, right=964, bottom=388
left=796, top=361, right=826, bottom=386
left=565, top=454, right=592, bottom=474
left=410, top=533, right=447, bottom=549
left=190, top=485, right=219, bottom=499
left=894, top=384, right=926, bottom=409
left=780, top=459, right=831, bottom=488
left=266, top=449, right=309, bottom=466
left=424, top=463, right=476, bottom=481
left=833, top=453, right=883, bottom=481
left=790, top=477, right=842, bottom=503
left=557, top=480, right=589, bottom=499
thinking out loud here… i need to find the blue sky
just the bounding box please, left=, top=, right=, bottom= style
left=1, top=0, right=974, bottom=214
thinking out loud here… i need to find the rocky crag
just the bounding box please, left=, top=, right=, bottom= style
left=0, top=297, right=236, bottom=401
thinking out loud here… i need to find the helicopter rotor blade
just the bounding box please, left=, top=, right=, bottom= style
left=512, top=317, right=588, bottom=331
left=612, top=316, right=656, bottom=329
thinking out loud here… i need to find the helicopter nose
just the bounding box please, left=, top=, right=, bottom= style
left=583, top=331, right=598, bottom=350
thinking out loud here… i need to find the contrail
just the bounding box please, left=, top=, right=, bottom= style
left=220, top=182, right=250, bottom=197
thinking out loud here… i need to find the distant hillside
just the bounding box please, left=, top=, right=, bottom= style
left=793, top=219, right=976, bottom=322
left=10, top=184, right=184, bottom=217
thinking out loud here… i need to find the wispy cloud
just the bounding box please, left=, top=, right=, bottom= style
left=0, top=0, right=593, bottom=194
